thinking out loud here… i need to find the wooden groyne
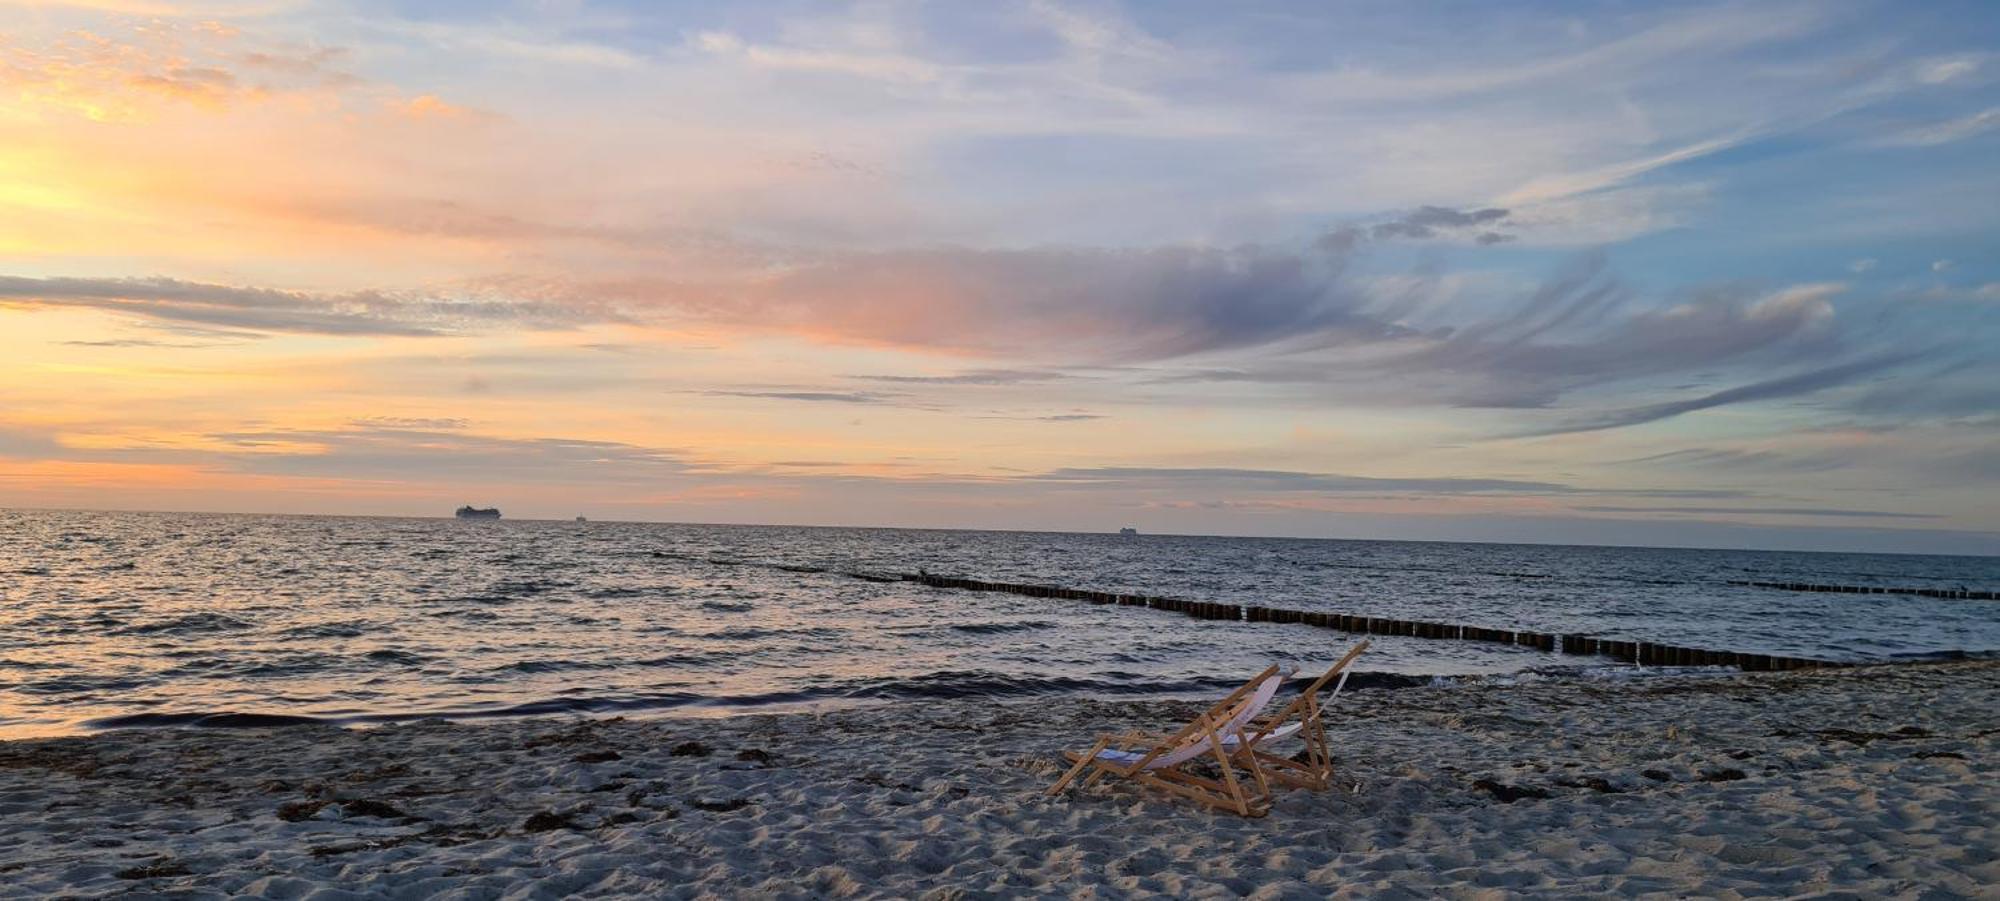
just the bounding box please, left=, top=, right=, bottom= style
left=904, top=573, right=1847, bottom=672
left=1727, top=580, right=1995, bottom=601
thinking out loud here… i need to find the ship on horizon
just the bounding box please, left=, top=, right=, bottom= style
left=455, top=505, right=501, bottom=520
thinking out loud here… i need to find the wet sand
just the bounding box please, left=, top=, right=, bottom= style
left=2, top=661, right=1994, bottom=898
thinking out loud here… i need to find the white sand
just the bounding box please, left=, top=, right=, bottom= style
left=2, top=661, right=1994, bottom=899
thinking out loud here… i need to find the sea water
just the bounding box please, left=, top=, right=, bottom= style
left=3, top=509, right=1995, bottom=738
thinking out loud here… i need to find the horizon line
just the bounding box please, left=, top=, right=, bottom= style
left=6, top=503, right=1996, bottom=561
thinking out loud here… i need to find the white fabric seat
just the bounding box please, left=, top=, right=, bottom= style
left=1219, top=670, right=1349, bottom=750
left=1089, top=672, right=1283, bottom=769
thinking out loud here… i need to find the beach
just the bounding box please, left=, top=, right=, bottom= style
left=3, top=660, right=1993, bottom=898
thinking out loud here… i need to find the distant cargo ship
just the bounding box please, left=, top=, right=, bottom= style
left=455, top=506, right=501, bottom=520
left=1119, top=527, right=1139, bottom=535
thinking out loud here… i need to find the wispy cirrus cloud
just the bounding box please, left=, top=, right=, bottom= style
left=703, top=390, right=908, bottom=406
left=3, top=238, right=1924, bottom=439
left=849, top=368, right=1073, bottom=386
left=1507, top=353, right=1923, bottom=438
left=1572, top=504, right=1940, bottom=520
left=1616, top=447, right=1853, bottom=474
left=1877, top=107, right=1999, bottom=147
left=1024, top=466, right=1750, bottom=499
left=0, top=276, right=616, bottom=337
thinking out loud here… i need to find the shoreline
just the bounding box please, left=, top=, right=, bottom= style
left=5, top=669, right=1452, bottom=743
left=4, top=661, right=1994, bottom=897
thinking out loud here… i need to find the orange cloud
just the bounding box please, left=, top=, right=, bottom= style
left=390, top=93, right=477, bottom=120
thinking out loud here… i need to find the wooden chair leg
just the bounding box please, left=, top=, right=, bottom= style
left=1136, top=772, right=1263, bottom=816
left=1205, top=733, right=1257, bottom=816
left=1048, top=737, right=1111, bottom=796
left=1235, top=737, right=1273, bottom=803
left=1299, top=700, right=1331, bottom=790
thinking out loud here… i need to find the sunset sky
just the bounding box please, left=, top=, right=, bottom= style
left=2, top=0, right=1996, bottom=553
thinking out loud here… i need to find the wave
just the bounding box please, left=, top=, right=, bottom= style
left=494, top=659, right=621, bottom=674
left=695, top=626, right=843, bottom=642
left=0, top=657, right=63, bottom=670
left=85, top=711, right=335, bottom=730
left=485, top=578, right=577, bottom=597
left=829, top=668, right=1427, bottom=702
left=67, top=668, right=1431, bottom=733
left=949, top=620, right=1058, bottom=635
left=16, top=674, right=154, bottom=695
left=281, top=621, right=371, bottom=640
left=110, top=612, right=254, bottom=636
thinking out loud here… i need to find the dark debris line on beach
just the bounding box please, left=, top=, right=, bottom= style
left=898, top=573, right=1860, bottom=673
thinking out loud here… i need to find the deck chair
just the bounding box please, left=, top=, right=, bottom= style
left=1224, top=641, right=1368, bottom=791
left=1045, top=664, right=1283, bottom=817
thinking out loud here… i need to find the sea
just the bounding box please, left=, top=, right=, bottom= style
left=3, top=509, right=1997, bottom=740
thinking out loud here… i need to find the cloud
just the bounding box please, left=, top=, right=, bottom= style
left=715, top=243, right=1408, bottom=362
left=1879, top=107, right=1999, bottom=147
left=1161, top=267, right=1857, bottom=414
left=59, top=337, right=236, bottom=348
left=390, top=94, right=482, bottom=121
left=0, top=426, right=65, bottom=459
left=1025, top=466, right=1753, bottom=499
left=1841, top=359, right=2000, bottom=422
left=1500, top=135, right=1741, bottom=205
left=205, top=425, right=692, bottom=484
left=1400, top=276, right=1849, bottom=407
left=1572, top=505, right=1941, bottom=519
left=706, top=390, right=897, bottom=405
left=0, top=275, right=614, bottom=337
left=1030, top=466, right=1573, bottom=494
left=645, top=205, right=1510, bottom=363
left=1849, top=258, right=1878, bottom=273
left=973, top=412, right=1106, bottom=422
left=11, top=244, right=1916, bottom=440
left=347, top=416, right=470, bottom=430
left=1616, top=447, right=1851, bottom=474
left=850, top=368, right=1071, bottom=385
left=1317, top=205, right=1516, bottom=248
left=0, top=22, right=361, bottom=121
left=0, top=420, right=694, bottom=488
left=1510, top=352, right=1920, bottom=438
left=1366, top=205, right=1511, bottom=241
left=381, top=19, right=643, bottom=69
left=1914, top=55, right=1983, bottom=85
left=692, top=30, right=939, bottom=83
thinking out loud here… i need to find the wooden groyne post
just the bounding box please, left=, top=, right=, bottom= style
left=904, top=572, right=1854, bottom=671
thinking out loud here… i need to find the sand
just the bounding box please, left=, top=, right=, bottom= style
left=2, top=661, right=1995, bottom=899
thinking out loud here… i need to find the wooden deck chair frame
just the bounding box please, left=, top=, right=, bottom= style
left=1232, top=641, right=1369, bottom=792
left=1045, top=664, right=1281, bottom=817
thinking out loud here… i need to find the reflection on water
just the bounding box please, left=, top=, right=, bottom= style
left=1, top=510, right=1995, bottom=739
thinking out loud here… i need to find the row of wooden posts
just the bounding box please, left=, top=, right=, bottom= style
left=1728, top=580, right=1995, bottom=601
left=905, top=573, right=1844, bottom=673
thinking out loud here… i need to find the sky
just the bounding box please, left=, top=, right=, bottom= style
left=1, top=0, right=1996, bottom=554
